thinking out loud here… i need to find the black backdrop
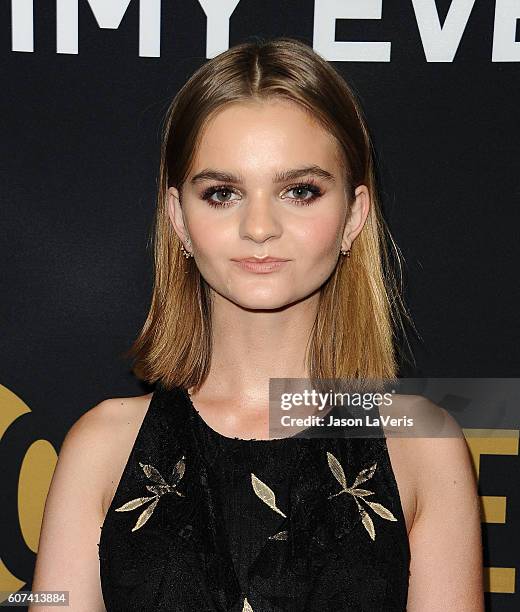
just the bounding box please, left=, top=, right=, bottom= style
left=1, top=1, right=519, bottom=610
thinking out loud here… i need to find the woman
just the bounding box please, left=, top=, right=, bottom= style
left=31, top=37, right=484, bottom=611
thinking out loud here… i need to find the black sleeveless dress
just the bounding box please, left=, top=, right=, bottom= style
left=99, top=383, right=411, bottom=611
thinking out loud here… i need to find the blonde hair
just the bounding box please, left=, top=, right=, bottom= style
left=123, top=37, right=417, bottom=392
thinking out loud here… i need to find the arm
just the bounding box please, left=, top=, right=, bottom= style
left=30, top=401, right=115, bottom=612
left=406, top=408, right=484, bottom=611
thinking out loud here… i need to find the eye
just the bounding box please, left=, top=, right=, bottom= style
left=201, top=184, right=240, bottom=208
left=200, top=180, right=323, bottom=209
left=282, top=182, right=323, bottom=206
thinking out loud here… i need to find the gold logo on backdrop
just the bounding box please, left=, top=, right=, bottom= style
left=0, top=384, right=58, bottom=600
left=464, top=428, right=519, bottom=594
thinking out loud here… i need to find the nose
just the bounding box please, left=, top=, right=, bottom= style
left=239, top=190, right=283, bottom=245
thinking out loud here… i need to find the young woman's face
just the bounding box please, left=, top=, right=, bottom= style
left=168, top=98, right=370, bottom=310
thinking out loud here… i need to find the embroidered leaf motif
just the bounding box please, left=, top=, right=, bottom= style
left=326, top=451, right=396, bottom=541
left=348, top=488, right=375, bottom=497
left=242, top=596, right=254, bottom=612
left=326, top=451, right=347, bottom=489
left=139, top=461, right=166, bottom=485
left=144, top=483, right=185, bottom=497
left=115, top=455, right=186, bottom=532
left=139, top=462, right=168, bottom=485
left=268, top=530, right=288, bottom=540
left=115, top=495, right=155, bottom=512
left=170, top=456, right=186, bottom=486
left=146, top=484, right=172, bottom=496
left=251, top=473, right=287, bottom=518
left=132, top=497, right=160, bottom=532
left=359, top=504, right=375, bottom=541
left=351, top=462, right=377, bottom=488
left=365, top=501, right=397, bottom=521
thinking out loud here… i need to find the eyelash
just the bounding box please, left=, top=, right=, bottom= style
left=200, top=180, right=323, bottom=209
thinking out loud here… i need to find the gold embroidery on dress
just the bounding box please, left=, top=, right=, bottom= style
left=326, top=451, right=397, bottom=540
left=115, top=455, right=186, bottom=532
left=251, top=473, right=288, bottom=541
left=242, top=596, right=254, bottom=611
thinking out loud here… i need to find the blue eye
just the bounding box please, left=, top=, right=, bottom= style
left=201, top=185, right=239, bottom=208
left=284, top=183, right=322, bottom=205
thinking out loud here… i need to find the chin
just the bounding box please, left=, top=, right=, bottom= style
left=231, top=291, right=295, bottom=310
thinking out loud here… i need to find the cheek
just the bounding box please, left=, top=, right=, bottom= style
left=188, top=215, right=229, bottom=259
left=292, top=215, right=342, bottom=258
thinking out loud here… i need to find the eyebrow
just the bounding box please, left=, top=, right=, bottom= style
left=189, top=165, right=336, bottom=185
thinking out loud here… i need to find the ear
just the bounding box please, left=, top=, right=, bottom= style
left=341, top=185, right=370, bottom=252
left=167, top=186, right=192, bottom=251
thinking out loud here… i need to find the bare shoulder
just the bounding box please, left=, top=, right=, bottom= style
left=60, top=392, right=153, bottom=517
left=383, top=397, right=484, bottom=609
left=396, top=397, right=478, bottom=516
left=383, top=395, right=476, bottom=536
left=30, top=392, right=154, bottom=610
left=84, top=392, right=154, bottom=518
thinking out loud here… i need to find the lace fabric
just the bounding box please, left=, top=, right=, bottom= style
left=99, top=382, right=411, bottom=611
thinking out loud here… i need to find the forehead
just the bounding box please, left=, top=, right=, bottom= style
left=190, top=98, right=343, bottom=176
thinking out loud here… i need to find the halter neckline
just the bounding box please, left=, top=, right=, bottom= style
left=181, top=386, right=309, bottom=444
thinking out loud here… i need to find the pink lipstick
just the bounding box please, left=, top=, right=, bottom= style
left=231, top=256, right=290, bottom=274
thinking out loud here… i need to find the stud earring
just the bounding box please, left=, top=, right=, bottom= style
left=340, top=248, right=351, bottom=257
left=180, top=244, right=193, bottom=258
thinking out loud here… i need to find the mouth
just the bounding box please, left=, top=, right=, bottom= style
left=233, top=256, right=290, bottom=263
left=231, top=256, right=290, bottom=274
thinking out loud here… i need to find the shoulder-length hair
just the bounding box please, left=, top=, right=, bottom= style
left=124, top=37, right=417, bottom=392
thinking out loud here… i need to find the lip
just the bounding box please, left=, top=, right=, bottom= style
left=231, top=257, right=290, bottom=274
left=234, top=257, right=289, bottom=263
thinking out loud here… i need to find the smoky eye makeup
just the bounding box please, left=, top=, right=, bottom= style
left=199, top=178, right=325, bottom=208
